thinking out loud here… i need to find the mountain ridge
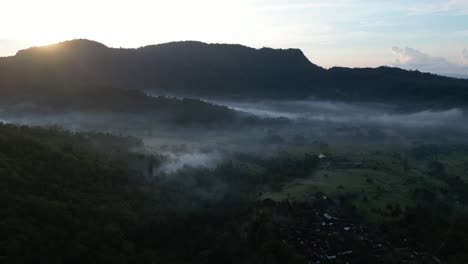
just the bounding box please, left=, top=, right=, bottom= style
left=1, top=39, right=468, bottom=106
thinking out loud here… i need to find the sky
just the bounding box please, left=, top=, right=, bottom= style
left=0, top=0, right=467, bottom=76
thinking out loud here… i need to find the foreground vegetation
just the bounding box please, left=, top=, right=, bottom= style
left=1, top=124, right=468, bottom=263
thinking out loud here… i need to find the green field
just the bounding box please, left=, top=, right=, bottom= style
left=261, top=145, right=468, bottom=222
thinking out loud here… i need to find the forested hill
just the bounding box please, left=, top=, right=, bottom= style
left=1, top=39, right=468, bottom=105
left=0, top=39, right=320, bottom=99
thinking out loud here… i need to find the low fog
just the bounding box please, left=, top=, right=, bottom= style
left=156, top=151, right=222, bottom=174
left=2, top=98, right=468, bottom=173
left=207, top=99, right=467, bottom=129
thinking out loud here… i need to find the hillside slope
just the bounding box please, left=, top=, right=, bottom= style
left=1, top=39, right=468, bottom=105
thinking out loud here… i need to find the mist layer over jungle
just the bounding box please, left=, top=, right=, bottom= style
left=1, top=39, right=468, bottom=264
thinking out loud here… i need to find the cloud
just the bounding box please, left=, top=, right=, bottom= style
left=462, top=48, right=468, bottom=65
left=391, top=46, right=468, bottom=77
left=408, top=0, right=468, bottom=15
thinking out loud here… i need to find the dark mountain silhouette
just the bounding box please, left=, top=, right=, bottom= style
left=1, top=39, right=468, bottom=106
left=321, top=67, right=468, bottom=106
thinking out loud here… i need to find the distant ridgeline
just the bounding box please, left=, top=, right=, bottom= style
left=1, top=39, right=468, bottom=106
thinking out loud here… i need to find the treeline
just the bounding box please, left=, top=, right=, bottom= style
left=0, top=85, right=254, bottom=128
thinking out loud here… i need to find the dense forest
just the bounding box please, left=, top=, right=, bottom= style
left=2, top=124, right=468, bottom=263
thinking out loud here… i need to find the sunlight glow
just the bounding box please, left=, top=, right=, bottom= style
left=1, top=0, right=467, bottom=69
